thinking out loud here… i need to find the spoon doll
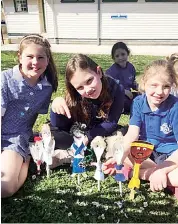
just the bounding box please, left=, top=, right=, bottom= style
left=41, top=123, right=55, bottom=177
left=91, top=136, right=106, bottom=191
left=128, top=140, right=154, bottom=199
left=70, top=122, right=87, bottom=185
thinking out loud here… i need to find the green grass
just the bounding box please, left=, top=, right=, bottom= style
left=1, top=51, right=178, bottom=223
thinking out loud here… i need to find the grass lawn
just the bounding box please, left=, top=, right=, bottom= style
left=1, top=51, right=178, bottom=223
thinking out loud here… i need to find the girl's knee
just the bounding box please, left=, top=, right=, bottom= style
left=1, top=180, right=18, bottom=198
left=167, top=168, right=178, bottom=187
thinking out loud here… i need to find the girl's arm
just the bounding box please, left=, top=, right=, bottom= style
left=50, top=97, right=73, bottom=131
left=102, top=125, right=140, bottom=175
left=150, top=102, right=178, bottom=179
left=147, top=100, right=178, bottom=191
left=103, top=96, right=142, bottom=175
left=161, top=101, right=178, bottom=169
left=111, top=124, right=140, bottom=162
left=122, top=125, right=140, bottom=162
left=51, top=97, right=71, bottom=118
left=50, top=110, right=73, bottom=132
left=86, top=83, right=125, bottom=141
left=122, top=95, right=143, bottom=161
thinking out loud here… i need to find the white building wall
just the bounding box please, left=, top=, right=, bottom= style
left=101, top=1, right=178, bottom=40
left=3, top=0, right=41, bottom=35
left=44, top=0, right=55, bottom=39
left=44, top=0, right=98, bottom=40
left=45, top=0, right=178, bottom=42
left=57, top=12, right=97, bottom=39
left=3, top=0, right=178, bottom=42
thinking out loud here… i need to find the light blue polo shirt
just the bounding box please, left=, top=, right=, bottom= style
left=130, top=94, right=178, bottom=154
left=1, top=65, right=53, bottom=160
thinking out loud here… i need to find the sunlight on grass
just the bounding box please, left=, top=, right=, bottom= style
left=2, top=52, right=177, bottom=223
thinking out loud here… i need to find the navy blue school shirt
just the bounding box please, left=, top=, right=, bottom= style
left=130, top=94, right=178, bottom=154
left=50, top=76, right=124, bottom=141
left=106, top=62, right=137, bottom=90
left=1, top=65, right=52, bottom=160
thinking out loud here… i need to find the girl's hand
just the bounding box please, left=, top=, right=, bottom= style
left=102, top=158, right=117, bottom=175
left=51, top=97, right=71, bottom=119
left=125, top=89, right=133, bottom=100
left=149, top=168, right=167, bottom=192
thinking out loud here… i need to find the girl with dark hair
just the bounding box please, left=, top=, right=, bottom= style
left=106, top=42, right=138, bottom=113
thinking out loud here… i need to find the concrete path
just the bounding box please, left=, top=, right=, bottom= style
left=1, top=43, right=177, bottom=56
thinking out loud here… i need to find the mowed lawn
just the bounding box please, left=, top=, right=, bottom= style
left=1, top=51, right=178, bottom=223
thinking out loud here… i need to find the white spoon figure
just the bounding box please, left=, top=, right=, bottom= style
left=41, top=124, right=55, bottom=178
left=113, top=137, right=125, bottom=197
left=91, top=136, right=106, bottom=191
left=29, top=136, right=44, bottom=175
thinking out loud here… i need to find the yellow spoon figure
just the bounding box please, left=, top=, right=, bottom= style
left=128, top=140, right=154, bottom=200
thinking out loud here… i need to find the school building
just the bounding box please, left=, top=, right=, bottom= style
left=1, top=0, right=178, bottom=45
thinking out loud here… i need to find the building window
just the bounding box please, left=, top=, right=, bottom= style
left=102, top=0, right=138, bottom=2
left=61, top=0, right=94, bottom=3
left=14, top=0, right=28, bottom=12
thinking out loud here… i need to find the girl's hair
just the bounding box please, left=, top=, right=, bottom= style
left=65, top=54, right=112, bottom=124
left=18, top=34, right=58, bottom=92
left=167, top=53, right=178, bottom=77
left=111, top=41, right=130, bottom=59
left=70, top=122, right=87, bottom=135
left=139, top=59, right=178, bottom=93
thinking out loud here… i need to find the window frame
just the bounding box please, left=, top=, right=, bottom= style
left=14, top=0, right=28, bottom=12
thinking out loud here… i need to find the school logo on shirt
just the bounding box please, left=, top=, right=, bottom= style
left=160, top=123, right=172, bottom=134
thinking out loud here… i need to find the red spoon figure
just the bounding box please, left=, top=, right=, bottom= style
left=128, top=140, right=154, bottom=199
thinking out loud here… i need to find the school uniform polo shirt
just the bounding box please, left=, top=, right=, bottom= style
left=105, top=62, right=137, bottom=90
left=130, top=94, right=178, bottom=154
left=1, top=65, right=52, bottom=160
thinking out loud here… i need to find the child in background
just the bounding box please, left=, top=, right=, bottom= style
left=167, top=53, right=178, bottom=97
left=1, top=34, right=58, bottom=198
left=103, top=59, right=178, bottom=199
left=106, top=42, right=138, bottom=113
left=50, top=54, right=125, bottom=165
